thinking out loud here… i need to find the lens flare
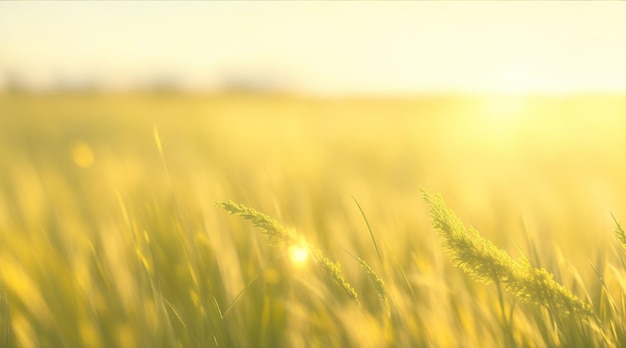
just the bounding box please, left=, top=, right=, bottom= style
left=289, top=245, right=308, bottom=265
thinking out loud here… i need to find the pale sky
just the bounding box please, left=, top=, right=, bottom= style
left=0, top=2, right=625, bottom=95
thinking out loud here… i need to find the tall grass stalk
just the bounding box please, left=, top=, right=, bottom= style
left=216, top=201, right=359, bottom=304
left=350, top=197, right=388, bottom=307
left=352, top=195, right=384, bottom=268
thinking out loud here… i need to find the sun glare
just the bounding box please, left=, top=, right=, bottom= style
left=479, top=65, right=537, bottom=126
left=289, top=245, right=308, bottom=266
left=490, top=65, right=544, bottom=96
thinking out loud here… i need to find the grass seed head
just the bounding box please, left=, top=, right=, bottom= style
left=217, top=201, right=359, bottom=304
left=421, top=189, right=594, bottom=318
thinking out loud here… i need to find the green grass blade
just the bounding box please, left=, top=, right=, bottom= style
left=351, top=195, right=383, bottom=268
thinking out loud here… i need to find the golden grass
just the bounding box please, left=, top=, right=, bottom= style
left=0, top=93, right=624, bottom=347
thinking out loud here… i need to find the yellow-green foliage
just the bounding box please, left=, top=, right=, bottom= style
left=1, top=93, right=625, bottom=347
left=422, top=190, right=593, bottom=318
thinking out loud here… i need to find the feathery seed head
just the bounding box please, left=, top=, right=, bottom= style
left=421, top=189, right=594, bottom=318
left=217, top=201, right=359, bottom=304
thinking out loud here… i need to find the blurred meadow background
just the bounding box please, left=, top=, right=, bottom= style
left=0, top=2, right=625, bottom=347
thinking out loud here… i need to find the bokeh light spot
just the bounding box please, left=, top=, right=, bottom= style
left=71, top=142, right=94, bottom=168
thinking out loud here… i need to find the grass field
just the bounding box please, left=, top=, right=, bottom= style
left=0, top=92, right=625, bottom=347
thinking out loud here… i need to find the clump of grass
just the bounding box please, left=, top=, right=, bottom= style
left=421, top=190, right=593, bottom=318
left=216, top=201, right=359, bottom=304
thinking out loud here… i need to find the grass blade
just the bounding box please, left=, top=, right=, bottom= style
left=352, top=195, right=383, bottom=268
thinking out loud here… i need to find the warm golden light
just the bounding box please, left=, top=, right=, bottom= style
left=483, top=95, right=527, bottom=122
left=490, top=65, right=542, bottom=96
left=0, top=3, right=623, bottom=94
left=289, top=245, right=308, bottom=266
